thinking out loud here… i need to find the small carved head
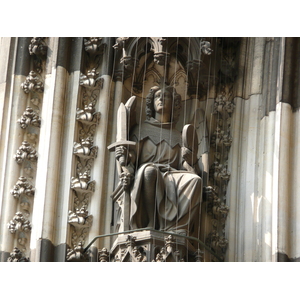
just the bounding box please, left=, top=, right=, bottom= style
left=146, top=85, right=181, bottom=123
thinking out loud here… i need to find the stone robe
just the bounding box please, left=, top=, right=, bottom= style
left=129, top=118, right=202, bottom=233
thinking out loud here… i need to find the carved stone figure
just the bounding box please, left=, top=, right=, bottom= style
left=109, top=86, right=202, bottom=236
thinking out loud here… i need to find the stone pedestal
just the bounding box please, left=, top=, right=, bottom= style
left=109, top=230, right=202, bottom=262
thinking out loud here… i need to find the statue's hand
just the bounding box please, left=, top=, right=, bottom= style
left=182, top=147, right=198, bottom=173
left=182, top=146, right=196, bottom=166
left=115, top=145, right=129, bottom=166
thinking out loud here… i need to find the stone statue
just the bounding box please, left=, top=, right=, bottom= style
left=110, top=86, right=202, bottom=236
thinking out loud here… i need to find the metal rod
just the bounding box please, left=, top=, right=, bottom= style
left=84, top=227, right=222, bottom=261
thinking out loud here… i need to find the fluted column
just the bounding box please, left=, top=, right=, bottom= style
left=29, top=38, right=72, bottom=261
left=87, top=38, right=114, bottom=260
left=53, top=38, right=83, bottom=261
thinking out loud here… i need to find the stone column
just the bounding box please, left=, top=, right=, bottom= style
left=29, top=38, right=72, bottom=261
left=226, top=38, right=266, bottom=262
left=53, top=38, right=83, bottom=261
left=0, top=38, right=31, bottom=261
left=87, top=38, right=114, bottom=260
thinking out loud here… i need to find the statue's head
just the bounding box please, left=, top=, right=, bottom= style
left=146, top=85, right=181, bottom=123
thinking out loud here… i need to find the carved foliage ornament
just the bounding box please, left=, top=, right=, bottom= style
left=21, top=71, right=44, bottom=94
left=84, top=37, right=103, bottom=55
left=29, top=37, right=47, bottom=57
left=213, top=92, right=235, bottom=115
left=17, top=107, right=41, bottom=129
left=76, top=103, right=101, bottom=125
left=66, top=242, right=89, bottom=262
left=71, top=171, right=95, bottom=192
left=68, top=206, right=93, bottom=228
left=80, top=69, right=103, bottom=89
left=11, top=177, right=35, bottom=198
left=200, top=40, right=212, bottom=55
left=73, top=137, right=98, bottom=158
left=204, top=186, right=229, bottom=217
left=14, top=141, right=38, bottom=163
left=206, top=84, right=235, bottom=260
left=211, top=126, right=232, bottom=148
left=211, top=161, right=231, bottom=181
left=206, top=230, right=228, bottom=250
left=7, top=212, right=32, bottom=234
left=68, top=206, right=93, bottom=249
left=7, top=247, right=29, bottom=262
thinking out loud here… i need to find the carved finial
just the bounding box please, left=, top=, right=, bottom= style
left=165, top=235, right=176, bottom=253
left=125, top=235, right=136, bottom=248
left=99, top=248, right=110, bottom=262
left=194, top=249, right=204, bottom=262
left=113, top=37, right=129, bottom=50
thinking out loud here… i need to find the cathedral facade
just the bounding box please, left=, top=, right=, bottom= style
left=0, top=37, right=298, bottom=262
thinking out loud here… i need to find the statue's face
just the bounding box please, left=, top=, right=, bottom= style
left=153, top=89, right=173, bottom=115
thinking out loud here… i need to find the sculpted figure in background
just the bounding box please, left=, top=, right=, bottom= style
left=114, top=86, right=202, bottom=236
